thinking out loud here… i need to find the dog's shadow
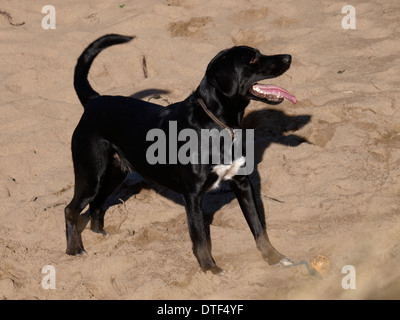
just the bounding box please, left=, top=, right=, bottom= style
left=86, top=91, right=311, bottom=229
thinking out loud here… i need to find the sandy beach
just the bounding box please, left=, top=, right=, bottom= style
left=0, top=0, right=399, bottom=299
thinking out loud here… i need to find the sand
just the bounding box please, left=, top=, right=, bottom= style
left=1, top=0, right=399, bottom=300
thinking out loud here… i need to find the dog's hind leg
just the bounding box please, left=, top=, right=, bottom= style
left=65, top=136, right=110, bottom=255
left=65, top=175, right=101, bottom=255
left=89, top=165, right=127, bottom=236
left=230, top=176, right=293, bottom=266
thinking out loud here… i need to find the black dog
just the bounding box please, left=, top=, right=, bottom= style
left=65, top=34, right=297, bottom=273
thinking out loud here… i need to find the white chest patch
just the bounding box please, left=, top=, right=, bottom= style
left=210, top=156, right=246, bottom=190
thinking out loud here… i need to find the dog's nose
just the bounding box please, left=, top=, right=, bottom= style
left=282, top=55, right=291, bottom=64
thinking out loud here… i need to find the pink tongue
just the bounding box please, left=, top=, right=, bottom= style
left=253, top=84, right=297, bottom=104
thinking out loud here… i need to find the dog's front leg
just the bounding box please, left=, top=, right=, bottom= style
left=230, top=176, right=293, bottom=266
left=183, top=192, right=223, bottom=274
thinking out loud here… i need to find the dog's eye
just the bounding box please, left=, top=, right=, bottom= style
left=249, top=57, right=258, bottom=65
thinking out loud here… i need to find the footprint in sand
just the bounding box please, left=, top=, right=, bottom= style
left=168, top=17, right=213, bottom=39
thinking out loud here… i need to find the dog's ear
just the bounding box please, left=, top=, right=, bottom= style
left=206, top=50, right=239, bottom=97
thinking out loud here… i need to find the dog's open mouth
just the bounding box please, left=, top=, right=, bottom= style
left=249, top=84, right=297, bottom=104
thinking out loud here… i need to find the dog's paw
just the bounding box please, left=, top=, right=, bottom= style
left=76, top=249, right=88, bottom=256
left=202, top=265, right=225, bottom=275
left=90, top=224, right=110, bottom=237
left=66, top=247, right=87, bottom=256
left=100, top=230, right=110, bottom=237
left=276, top=257, right=294, bottom=267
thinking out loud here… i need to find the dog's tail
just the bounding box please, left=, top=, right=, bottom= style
left=74, top=34, right=135, bottom=107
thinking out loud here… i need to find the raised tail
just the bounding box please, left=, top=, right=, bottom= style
left=74, top=34, right=135, bottom=107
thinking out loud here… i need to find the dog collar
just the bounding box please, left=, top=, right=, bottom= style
left=198, top=97, right=235, bottom=138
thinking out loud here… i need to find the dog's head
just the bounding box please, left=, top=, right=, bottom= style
left=205, top=46, right=296, bottom=105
